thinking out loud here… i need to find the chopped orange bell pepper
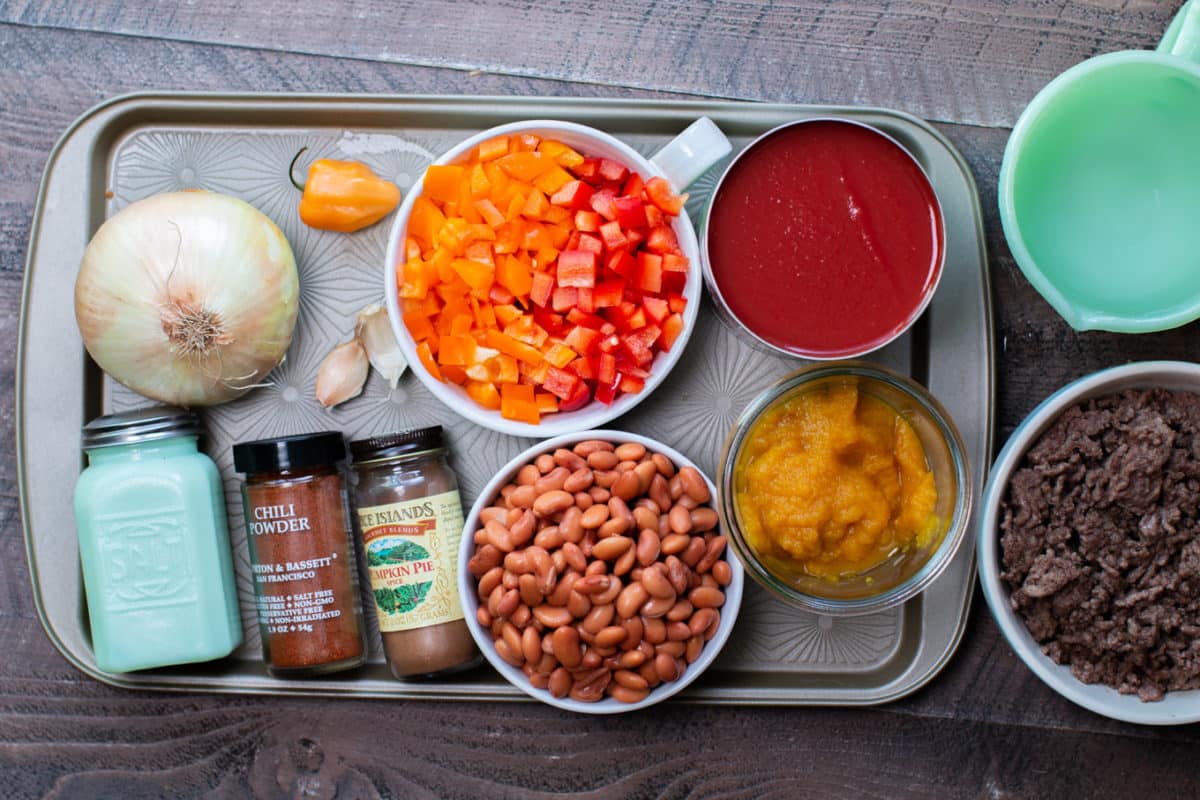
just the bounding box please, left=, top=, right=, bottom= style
left=466, top=380, right=502, bottom=410
left=416, top=341, right=442, bottom=382
left=424, top=165, right=466, bottom=204
left=500, top=383, right=540, bottom=424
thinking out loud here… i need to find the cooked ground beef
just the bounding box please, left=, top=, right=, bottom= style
left=1000, top=388, right=1200, bottom=702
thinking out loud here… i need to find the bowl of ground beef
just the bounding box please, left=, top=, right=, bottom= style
left=979, top=361, right=1200, bottom=725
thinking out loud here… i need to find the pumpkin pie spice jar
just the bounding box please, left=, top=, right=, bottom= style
left=350, top=426, right=480, bottom=679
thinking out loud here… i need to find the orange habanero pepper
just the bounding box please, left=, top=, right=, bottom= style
left=291, top=148, right=402, bottom=233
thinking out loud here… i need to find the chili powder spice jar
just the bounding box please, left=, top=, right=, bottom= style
left=73, top=406, right=243, bottom=673
left=350, top=427, right=480, bottom=679
left=232, top=432, right=366, bottom=677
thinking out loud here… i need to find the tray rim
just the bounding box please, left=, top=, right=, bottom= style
left=17, top=90, right=993, bottom=705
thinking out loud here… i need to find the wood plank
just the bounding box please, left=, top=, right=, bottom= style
left=1, top=0, right=1187, bottom=128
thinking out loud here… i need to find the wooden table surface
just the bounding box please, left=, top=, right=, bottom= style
left=4, top=2, right=1199, bottom=797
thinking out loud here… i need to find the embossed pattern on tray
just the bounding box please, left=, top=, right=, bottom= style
left=106, top=124, right=903, bottom=673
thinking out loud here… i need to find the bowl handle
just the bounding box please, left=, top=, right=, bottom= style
left=649, top=117, right=733, bottom=191
left=1159, top=0, right=1200, bottom=61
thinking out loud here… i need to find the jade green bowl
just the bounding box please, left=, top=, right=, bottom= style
left=999, top=2, right=1200, bottom=332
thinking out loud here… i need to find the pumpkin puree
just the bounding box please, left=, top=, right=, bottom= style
left=735, top=381, right=938, bottom=579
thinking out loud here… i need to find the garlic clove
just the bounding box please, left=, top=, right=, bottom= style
left=355, top=303, right=407, bottom=389
left=315, top=339, right=369, bottom=408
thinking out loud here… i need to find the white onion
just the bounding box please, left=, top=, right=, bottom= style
left=75, top=191, right=300, bottom=406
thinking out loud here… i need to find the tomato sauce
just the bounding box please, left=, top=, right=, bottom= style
left=705, top=120, right=943, bottom=357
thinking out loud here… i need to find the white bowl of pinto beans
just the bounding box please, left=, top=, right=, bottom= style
left=459, top=430, right=744, bottom=713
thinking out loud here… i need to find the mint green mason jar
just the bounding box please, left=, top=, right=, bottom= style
left=73, top=406, right=243, bottom=672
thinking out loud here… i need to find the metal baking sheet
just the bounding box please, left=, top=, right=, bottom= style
left=18, top=94, right=992, bottom=704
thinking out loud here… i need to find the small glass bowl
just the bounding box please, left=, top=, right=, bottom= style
left=717, top=362, right=972, bottom=616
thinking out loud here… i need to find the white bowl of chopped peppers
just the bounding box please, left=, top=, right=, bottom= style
left=384, top=119, right=727, bottom=437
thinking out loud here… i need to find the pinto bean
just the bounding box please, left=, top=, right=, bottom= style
left=548, top=667, right=572, bottom=698
left=696, top=535, right=727, bottom=573
left=574, top=439, right=615, bottom=457
left=689, top=586, right=726, bottom=609
left=677, top=466, right=710, bottom=503
left=682, top=535, right=707, bottom=567
left=563, top=467, right=595, bottom=493
left=612, top=470, right=641, bottom=502
left=580, top=503, right=610, bottom=529
left=668, top=504, right=693, bottom=535
left=509, top=484, right=537, bottom=509
left=467, top=544, right=503, bottom=577
left=690, top=507, right=719, bottom=533
left=551, top=626, right=582, bottom=669
left=636, top=529, right=661, bottom=566
left=614, top=442, right=646, bottom=462
left=616, top=581, right=650, bottom=619
left=533, top=489, right=574, bottom=518
left=592, top=535, right=632, bottom=561
left=586, top=450, right=620, bottom=470
left=651, top=452, right=676, bottom=478
left=553, top=448, right=587, bottom=471
left=711, top=560, right=733, bottom=586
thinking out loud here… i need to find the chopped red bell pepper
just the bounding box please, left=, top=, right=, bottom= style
left=574, top=209, right=601, bottom=232
left=636, top=252, right=663, bottom=294
left=661, top=270, right=687, bottom=295
left=594, top=372, right=621, bottom=405
left=596, top=352, right=617, bottom=386
left=662, top=252, right=688, bottom=271
left=574, top=158, right=599, bottom=180
left=660, top=313, right=685, bottom=351
left=530, top=270, right=554, bottom=307
left=598, top=220, right=628, bottom=251
left=622, top=173, right=645, bottom=198
left=593, top=278, right=625, bottom=309
left=577, top=233, right=603, bottom=256
left=532, top=305, right=565, bottom=335
left=607, top=250, right=637, bottom=278
left=642, top=295, right=670, bottom=323
left=550, top=179, right=595, bottom=211
left=589, top=189, right=618, bottom=222
left=564, top=325, right=602, bottom=354
left=618, top=373, right=645, bottom=394
left=646, top=226, right=680, bottom=255
left=598, top=158, right=629, bottom=183
left=614, top=196, right=648, bottom=231
left=644, top=176, right=687, bottom=215
left=566, top=307, right=609, bottom=330
left=542, top=365, right=582, bottom=401
left=566, top=355, right=596, bottom=381
left=558, top=380, right=592, bottom=411
left=551, top=285, right=578, bottom=312
left=557, top=249, right=597, bottom=288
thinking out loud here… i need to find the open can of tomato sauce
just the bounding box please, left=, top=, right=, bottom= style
left=701, top=118, right=945, bottom=359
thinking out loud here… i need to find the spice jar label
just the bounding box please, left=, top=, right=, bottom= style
left=357, top=490, right=465, bottom=631
left=243, top=473, right=365, bottom=672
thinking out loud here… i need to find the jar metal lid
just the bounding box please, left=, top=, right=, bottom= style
left=232, top=431, right=347, bottom=474
left=350, top=426, right=444, bottom=462
left=81, top=405, right=204, bottom=449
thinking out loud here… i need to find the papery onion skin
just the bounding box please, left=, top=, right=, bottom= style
left=75, top=191, right=300, bottom=406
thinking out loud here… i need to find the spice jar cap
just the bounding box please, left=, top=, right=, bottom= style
left=349, top=426, right=445, bottom=462
left=81, top=405, right=204, bottom=449
left=232, top=431, right=347, bottom=474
